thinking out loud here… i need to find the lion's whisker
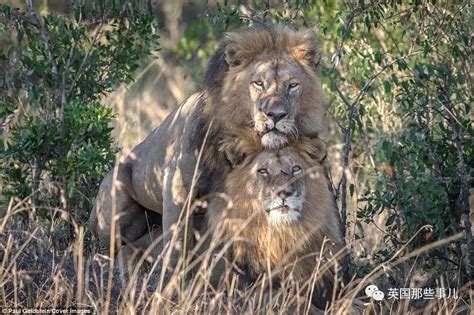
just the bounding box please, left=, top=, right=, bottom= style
left=288, top=125, right=299, bottom=142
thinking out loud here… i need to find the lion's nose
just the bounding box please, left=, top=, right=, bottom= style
left=277, top=186, right=295, bottom=199
left=261, top=97, right=288, bottom=123
left=266, top=110, right=287, bottom=122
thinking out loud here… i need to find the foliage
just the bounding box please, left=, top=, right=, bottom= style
left=0, top=1, right=159, bottom=230
left=331, top=1, right=473, bottom=285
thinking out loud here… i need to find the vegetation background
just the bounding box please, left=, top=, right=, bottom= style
left=0, top=0, right=472, bottom=313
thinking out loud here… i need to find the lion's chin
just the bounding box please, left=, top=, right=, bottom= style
left=267, top=208, right=301, bottom=225
left=261, top=131, right=288, bottom=149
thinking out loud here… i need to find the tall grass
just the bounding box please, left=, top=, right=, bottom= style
left=0, top=198, right=471, bottom=314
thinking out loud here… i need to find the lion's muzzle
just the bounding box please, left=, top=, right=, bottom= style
left=259, top=96, right=290, bottom=125
left=255, top=96, right=295, bottom=149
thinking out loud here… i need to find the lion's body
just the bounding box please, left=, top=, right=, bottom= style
left=90, top=92, right=227, bottom=254
left=206, top=137, right=343, bottom=309
left=89, top=25, right=327, bottom=267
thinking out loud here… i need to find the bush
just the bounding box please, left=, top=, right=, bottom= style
left=0, top=1, right=160, bottom=234
left=0, top=0, right=471, bottom=311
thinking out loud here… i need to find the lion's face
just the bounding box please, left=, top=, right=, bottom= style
left=245, top=55, right=306, bottom=149
left=239, top=147, right=312, bottom=225
left=205, top=26, right=325, bottom=150
left=220, top=133, right=328, bottom=226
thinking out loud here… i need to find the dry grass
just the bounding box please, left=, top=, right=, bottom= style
left=0, top=199, right=471, bottom=314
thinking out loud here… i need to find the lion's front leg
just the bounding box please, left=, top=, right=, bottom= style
left=116, top=224, right=163, bottom=277
left=161, top=160, right=197, bottom=276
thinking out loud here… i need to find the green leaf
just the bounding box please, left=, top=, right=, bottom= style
left=385, top=214, right=397, bottom=227
left=383, top=80, right=391, bottom=95
left=375, top=50, right=383, bottom=64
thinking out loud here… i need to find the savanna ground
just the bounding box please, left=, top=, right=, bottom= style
left=0, top=1, right=472, bottom=313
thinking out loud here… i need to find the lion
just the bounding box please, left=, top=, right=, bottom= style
left=205, top=131, right=344, bottom=310
left=89, top=24, right=327, bottom=269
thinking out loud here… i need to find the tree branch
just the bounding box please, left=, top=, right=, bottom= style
left=335, top=52, right=420, bottom=239
left=438, top=84, right=473, bottom=280
left=24, top=0, right=63, bottom=211
left=66, top=17, right=105, bottom=99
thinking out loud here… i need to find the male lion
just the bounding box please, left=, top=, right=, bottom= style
left=89, top=24, right=326, bottom=268
left=206, top=131, right=344, bottom=310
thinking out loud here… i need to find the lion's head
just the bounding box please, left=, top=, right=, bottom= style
left=247, top=149, right=310, bottom=225
left=204, top=25, right=325, bottom=149
left=219, top=132, right=329, bottom=226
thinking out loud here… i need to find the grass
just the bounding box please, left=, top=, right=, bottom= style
left=0, top=112, right=471, bottom=313
left=0, top=199, right=471, bottom=314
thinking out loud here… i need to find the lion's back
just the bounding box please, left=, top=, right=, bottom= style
left=125, top=92, right=209, bottom=212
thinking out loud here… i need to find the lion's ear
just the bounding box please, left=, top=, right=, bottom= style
left=224, top=44, right=241, bottom=67
left=223, top=31, right=245, bottom=67
left=298, top=137, right=327, bottom=163
left=290, top=30, right=321, bottom=69
left=220, top=131, right=261, bottom=168
left=224, top=146, right=246, bottom=167
left=306, top=48, right=321, bottom=69
left=203, top=39, right=242, bottom=89
left=308, top=137, right=327, bottom=163
left=220, top=138, right=248, bottom=168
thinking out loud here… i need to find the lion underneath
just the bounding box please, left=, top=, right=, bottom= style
left=205, top=132, right=345, bottom=310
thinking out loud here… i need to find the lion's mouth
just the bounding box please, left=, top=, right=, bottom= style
left=266, top=204, right=292, bottom=213
left=266, top=206, right=301, bottom=225
left=263, top=198, right=303, bottom=224
left=259, top=128, right=286, bottom=137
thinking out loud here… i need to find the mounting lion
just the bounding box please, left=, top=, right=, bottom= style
left=89, top=24, right=327, bottom=269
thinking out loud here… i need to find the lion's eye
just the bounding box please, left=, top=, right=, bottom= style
left=253, top=81, right=264, bottom=89
left=288, top=82, right=299, bottom=90
left=292, top=166, right=302, bottom=175
left=257, top=168, right=269, bottom=176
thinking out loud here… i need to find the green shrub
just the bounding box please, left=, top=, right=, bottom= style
left=0, top=1, right=160, bottom=232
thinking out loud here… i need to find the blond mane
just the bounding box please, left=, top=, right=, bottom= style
left=222, top=25, right=320, bottom=70
left=202, top=24, right=325, bottom=137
